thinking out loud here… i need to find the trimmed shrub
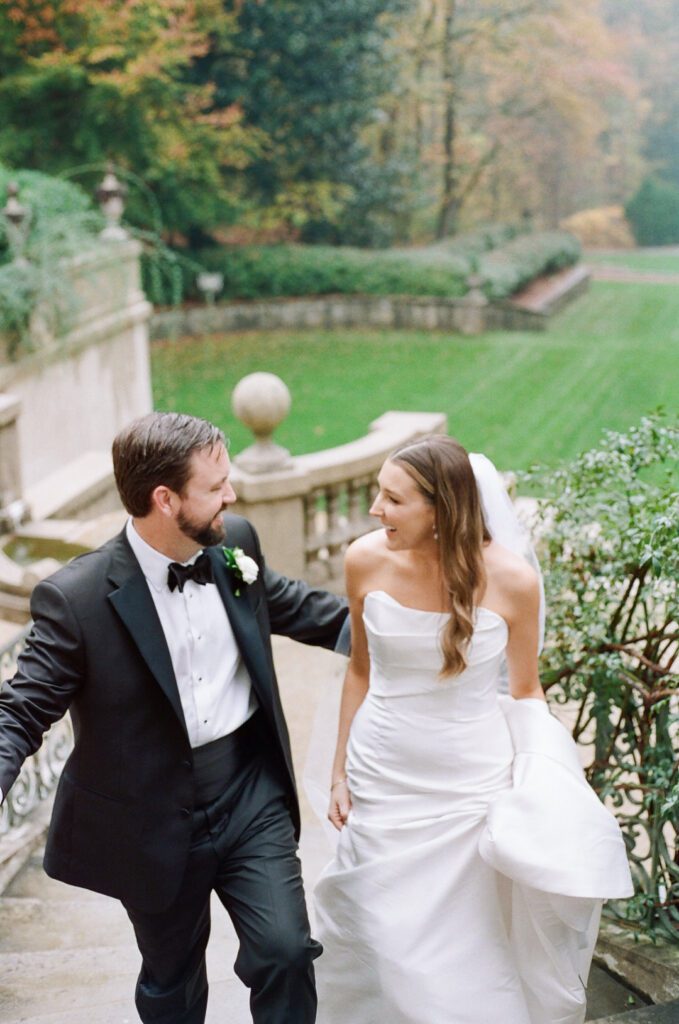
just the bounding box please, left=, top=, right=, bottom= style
left=0, top=166, right=98, bottom=266
left=0, top=166, right=103, bottom=354
left=156, top=222, right=521, bottom=305
left=625, top=176, right=679, bottom=246
left=187, top=244, right=471, bottom=302
left=432, top=222, right=522, bottom=260
left=478, top=231, right=581, bottom=300
left=560, top=206, right=635, bottom=249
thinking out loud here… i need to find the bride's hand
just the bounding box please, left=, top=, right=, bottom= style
left=328, top=779, right=352, bottom=831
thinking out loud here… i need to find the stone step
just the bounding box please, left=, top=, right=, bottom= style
left=0, top=895, right=131, bottom=953
left=2, top=977, right=249, bottom=1024
left=586, top=965, right=652, bottom=1021
left=24, top=451, right=114, bottom=521
left=590, top=999, right=679, bottom=1023
left=0, top=940, right=251, bottom=1024
left=0, top=846, right=653, bottom=1024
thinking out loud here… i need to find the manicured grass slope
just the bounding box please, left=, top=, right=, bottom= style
left=151, top=282, right=679, bottom=472
left=585, top=248, right=679, bottom=273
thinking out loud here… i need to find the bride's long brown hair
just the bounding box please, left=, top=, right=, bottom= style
left=390, top=435, right=490, bottom=677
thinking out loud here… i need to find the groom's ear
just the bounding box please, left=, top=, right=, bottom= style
left=150, top=485, right=178, bottom=519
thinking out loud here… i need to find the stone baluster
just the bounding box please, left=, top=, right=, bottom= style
left=304, top=488, right=329, bottom=584
left=326, top=483, right=345, bottom=578
left=347, top=478, right=363, bottom=536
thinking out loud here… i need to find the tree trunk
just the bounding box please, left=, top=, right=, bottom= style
left=436, top=0, right=458, bottom=238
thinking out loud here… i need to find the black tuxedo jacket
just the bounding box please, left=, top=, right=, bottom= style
left=0, top=515, right=348, bottom=912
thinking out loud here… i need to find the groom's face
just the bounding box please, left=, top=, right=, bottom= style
left=175, top=443, right=236, bottom=547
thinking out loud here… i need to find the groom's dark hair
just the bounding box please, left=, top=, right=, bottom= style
left=113, top=412, right=226, bottom=517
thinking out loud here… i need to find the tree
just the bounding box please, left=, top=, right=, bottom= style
left=625, top=176, right=679, bottom=245
left=191, top=0, right=412, bottom=244
left=603, top=0, right=679, bottom=195
left=371, top=0, right=635, bottom=236
left=0, top=0, right=259, bottom=239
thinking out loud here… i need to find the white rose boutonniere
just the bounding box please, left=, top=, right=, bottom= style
left=223, top=546, right=259, bottom=596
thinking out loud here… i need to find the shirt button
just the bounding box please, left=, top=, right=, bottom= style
left=182, top=760, right=192, bottom=769
left=180, top=808, right=191, bottom=818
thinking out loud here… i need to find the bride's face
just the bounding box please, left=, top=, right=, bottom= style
left=370, top=460, right=436, bottom=550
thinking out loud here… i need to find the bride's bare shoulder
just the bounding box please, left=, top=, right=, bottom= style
left=345, top=529, right=389, bottom=582
left=485, top=541, right=539, bottom=602
left=346, top=528, right=387, bottom=563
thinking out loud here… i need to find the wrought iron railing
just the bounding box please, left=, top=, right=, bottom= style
left=0, top=624, right=73, bottom=839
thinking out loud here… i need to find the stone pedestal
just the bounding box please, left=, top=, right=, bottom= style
left=0, top=394, right=24, bottom=519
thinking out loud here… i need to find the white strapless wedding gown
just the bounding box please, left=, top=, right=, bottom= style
left=313, top=591, right=633, bottom=1024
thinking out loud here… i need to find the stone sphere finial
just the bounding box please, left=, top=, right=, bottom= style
left=232, top=372, right=293, bottom=473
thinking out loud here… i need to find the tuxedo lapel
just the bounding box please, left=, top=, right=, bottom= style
left=209, top=547, right=273, bottom=711
left=106, top=532, right=188, bottom=738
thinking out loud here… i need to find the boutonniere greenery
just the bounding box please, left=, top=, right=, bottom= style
left=223, top=546, right=259, bottom=596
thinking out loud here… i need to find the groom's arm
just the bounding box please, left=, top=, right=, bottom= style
left=0, top=579, right=83, bottom=800
left=226, top=515, right=349, bottom=650
left=262, top=563, right=349, bottom=650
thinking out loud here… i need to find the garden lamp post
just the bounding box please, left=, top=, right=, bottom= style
left=2, top=182, right=30, bottom=267
left=196, top=271, right=224, bottom=306
left=96, top=162, right=128, bottom=240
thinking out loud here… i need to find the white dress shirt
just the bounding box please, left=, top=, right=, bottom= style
left=126, top=519, right=257, bottom=748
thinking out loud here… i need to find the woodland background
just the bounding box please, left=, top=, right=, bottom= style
left=1, top=0, right=678, bottom=251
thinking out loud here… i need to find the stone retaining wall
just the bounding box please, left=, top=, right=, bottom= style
left=151, top=294, right=546, bottom=340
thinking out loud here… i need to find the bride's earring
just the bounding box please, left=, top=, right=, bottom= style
left=433, top=524, right=439, bottom=541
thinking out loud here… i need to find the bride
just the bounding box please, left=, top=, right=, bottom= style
left=312, top=435, right=633, bottom=1024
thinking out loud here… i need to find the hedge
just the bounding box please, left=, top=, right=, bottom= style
left=150, top=223, right=521, bottom=306
left=144, top=224, right=578, bottom=307
left=478, top=230, right=581, bottom=300
left=186, top=244, right=471, bottom=302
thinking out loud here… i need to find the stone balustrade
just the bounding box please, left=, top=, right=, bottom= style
left=230, top=410, right=448, bottom=588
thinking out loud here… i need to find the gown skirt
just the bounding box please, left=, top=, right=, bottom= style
left=313, top=591, right=633, bottom=1024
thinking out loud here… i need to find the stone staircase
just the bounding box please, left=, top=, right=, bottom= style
left=0, top=639, right=669, bottom=1023
left=0, top=835, right=654, bottom=1024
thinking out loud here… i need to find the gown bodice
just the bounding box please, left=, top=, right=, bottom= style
left=363, top=589, right=508, bottom=719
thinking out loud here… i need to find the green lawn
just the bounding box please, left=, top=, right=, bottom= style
left=585, top=248, right=679, bottom=274
left=151, top=281, right=679, bottom=472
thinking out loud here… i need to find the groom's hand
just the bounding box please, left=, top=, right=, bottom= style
left=328, top=780, right=352, bottom=831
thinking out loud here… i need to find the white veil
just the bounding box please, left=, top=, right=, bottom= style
left=469, top=453, right=545, bottom=660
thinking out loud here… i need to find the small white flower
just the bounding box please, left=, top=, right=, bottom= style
left=223, top=545, right=259, bottom=595
left=233, top=548, right=259, bottom=585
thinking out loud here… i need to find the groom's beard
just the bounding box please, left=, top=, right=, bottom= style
left=177, top=507, right=227, bottom=548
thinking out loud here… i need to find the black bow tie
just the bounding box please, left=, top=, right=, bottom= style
left=167, top=551, right=214, bottom=593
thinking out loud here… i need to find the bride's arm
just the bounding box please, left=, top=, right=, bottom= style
left=328, top=545, right=372, bottom=830
left=504, top=563, right=547, bottom=703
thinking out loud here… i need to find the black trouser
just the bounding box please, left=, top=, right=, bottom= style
left=124, top=716, right=321, bottom=1024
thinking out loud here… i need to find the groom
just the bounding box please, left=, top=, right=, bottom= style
left=0, top=412, right=349, bottom=1024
